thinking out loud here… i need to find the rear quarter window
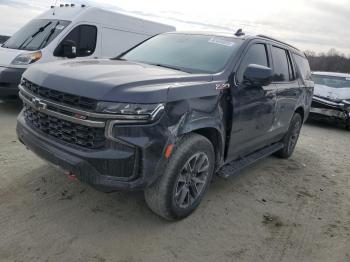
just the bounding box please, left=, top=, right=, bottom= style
left=293, top=54, right=312, bottom=81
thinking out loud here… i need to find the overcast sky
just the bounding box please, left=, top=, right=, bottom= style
left=0, top=0, right=349, bottom=55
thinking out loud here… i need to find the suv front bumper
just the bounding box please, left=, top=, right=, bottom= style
left=17, top=112, right=168, bottom=192
left=310, top=96, right=350, bottom=125
left=0, top=66, right=25, bottom=96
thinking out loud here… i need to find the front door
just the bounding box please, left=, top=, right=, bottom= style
left=227, top=42, right=277, bottom=161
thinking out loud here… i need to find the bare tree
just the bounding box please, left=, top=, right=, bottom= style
left=306, top=49, right=350, bottom=73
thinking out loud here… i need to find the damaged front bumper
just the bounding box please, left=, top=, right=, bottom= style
left=310, top=96, right=350, bottom=124
left=0, top=66, right=26, bottom=96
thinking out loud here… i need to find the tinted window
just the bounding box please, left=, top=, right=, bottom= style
left=236, top=44, right=269, bottom=83
left=312, top=74, right=350, bottom=88
left=2, top=19, right=70, bottom=51
left=54, top=25, right=97, bottom=57
left=121, top=34, right=243, bottom=74
left=294, top=55, right=312, bottom=80
left=272, top=47, right=293, bottom=82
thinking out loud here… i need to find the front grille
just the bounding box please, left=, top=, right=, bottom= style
left=21, top=78, right=97, bottom=111
left=24, top=105, right=106, bottom=149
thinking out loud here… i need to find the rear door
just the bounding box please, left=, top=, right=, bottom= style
left=227, top=42, right=277, bottom=160
left=271, top=46, right=300, bottom=134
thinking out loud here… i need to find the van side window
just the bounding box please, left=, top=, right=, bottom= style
left=293, top=54, right=312, bottom=81
left=236, top=44, right=269, bottom=83
left=54, top=25, right=97, bottom=57
left=271, top=46, right=293, bottom=82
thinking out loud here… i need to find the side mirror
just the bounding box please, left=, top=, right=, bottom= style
left=243, top=64, right=273, bottom=87
left=62, top=40, right=77, bottom=59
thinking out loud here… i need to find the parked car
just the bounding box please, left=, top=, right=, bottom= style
left=16, top=31, right=314, bottom=220
left=0, top=5, right=175, bottom=97
left=310, top=72, right=350, bottom=129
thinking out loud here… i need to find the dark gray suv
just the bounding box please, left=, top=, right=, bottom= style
left=17, top=31, right=314, bottom=220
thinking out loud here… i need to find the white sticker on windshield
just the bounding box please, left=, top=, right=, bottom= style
left=56, top=25, right=65, bottom=30
left=346, top=77, right=350, bottom=81
left=208, top=38, right=235, bottom=47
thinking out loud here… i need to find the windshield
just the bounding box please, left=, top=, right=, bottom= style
left=313, top=74, right=350, bottom=88
left=120, top=33, right=243, bottom=74
left=2, top=19, right=71, bottom=51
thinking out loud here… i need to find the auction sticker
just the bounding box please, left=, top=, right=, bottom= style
left=56, top=25, right=65, bottom=30
left=208, top=38, right=235, bottom=47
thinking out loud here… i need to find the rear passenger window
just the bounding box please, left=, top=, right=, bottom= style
left=271, top=46, right=294, bottom=82
left=54, top=25, right=97, bottom=57
left=236, top=44, right=269, bottom=83
left=293, top=54, right=312, bottom=80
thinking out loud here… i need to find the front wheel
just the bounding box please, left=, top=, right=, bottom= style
left=144, top=133, right=215, bottom=220
left=275, top=113, right=303, bottom=159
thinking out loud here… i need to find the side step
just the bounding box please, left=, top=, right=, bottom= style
left=217, top=142, right=284, bottom=178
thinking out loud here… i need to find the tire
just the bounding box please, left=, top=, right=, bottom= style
left=275, top=113, right=303, bottom=159
left=144, top=133, right=215, bottom=220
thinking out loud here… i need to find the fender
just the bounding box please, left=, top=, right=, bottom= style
left=165, top=93, right=227, bottom=166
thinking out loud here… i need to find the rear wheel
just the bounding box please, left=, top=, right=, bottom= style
left=275, top=113, right=302, bottom=159
left=144, top=133, right=215, bottom=220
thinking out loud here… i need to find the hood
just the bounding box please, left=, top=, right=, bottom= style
left=314, top=84, right=350, bottom=101
left=23, top=59, right=213, bottom=103
left=0, top=46, right=30, bottom=67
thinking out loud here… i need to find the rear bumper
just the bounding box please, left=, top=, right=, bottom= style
left=0, top=66, right=25, bottom=96
left=17, top=112, right=168, bottom=192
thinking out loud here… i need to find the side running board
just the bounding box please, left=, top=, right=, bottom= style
left=217, top=142, right=284, bottom=178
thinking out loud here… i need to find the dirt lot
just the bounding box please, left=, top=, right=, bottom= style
left=0, top=99, right=349, bottom=262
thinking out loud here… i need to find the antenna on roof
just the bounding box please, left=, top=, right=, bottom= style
left=235, top=29, right=245, bottom=37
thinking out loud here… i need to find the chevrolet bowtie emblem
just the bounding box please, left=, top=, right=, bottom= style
left=32, top=97, right=47, bottom=111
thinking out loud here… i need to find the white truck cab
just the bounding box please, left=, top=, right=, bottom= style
left=0, top=4, right=175, bottom=96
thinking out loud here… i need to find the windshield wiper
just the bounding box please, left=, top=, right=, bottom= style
left=18, top=21, right=52, bottom=50
left=39, top=21, right=59, bottom=49
left=150, top=63, right=190, bottom=73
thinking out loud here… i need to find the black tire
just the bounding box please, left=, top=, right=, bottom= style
left=275, top=113, right=303, bottom=159
left=144, top=133, right=215, bottom=220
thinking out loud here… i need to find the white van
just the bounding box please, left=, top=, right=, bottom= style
left=0, top=4, right=175, bottom=96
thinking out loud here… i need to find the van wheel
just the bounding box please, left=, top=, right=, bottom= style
left=144, top=133, right=215, bottom=220
left=275, top=113, right=302, bottom=159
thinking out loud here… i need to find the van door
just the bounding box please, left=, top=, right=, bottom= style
left=227, top=42, right=277, bottom=160
left=53, top=24, right=99, bottom=59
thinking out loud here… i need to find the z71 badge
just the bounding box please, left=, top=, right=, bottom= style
left=216, top=83, right=231, bottom=90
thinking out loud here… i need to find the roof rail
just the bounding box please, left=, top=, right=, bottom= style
left=257, top=34, right=300, bottom=51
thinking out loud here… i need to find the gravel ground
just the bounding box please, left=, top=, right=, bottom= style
left=0, top=99, right=349, bottom=262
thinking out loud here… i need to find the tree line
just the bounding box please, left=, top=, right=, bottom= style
left=305, top=49, right=350, bottom=73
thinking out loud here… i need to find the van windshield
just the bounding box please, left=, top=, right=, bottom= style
left=120, top=33, right=243, bottom=74
left=2, top=19, right=71, bottom=51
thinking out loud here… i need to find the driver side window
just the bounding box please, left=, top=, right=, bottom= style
left=54, top=25, right=97, bottom=57
left=236, top=44, right=269, bottom=83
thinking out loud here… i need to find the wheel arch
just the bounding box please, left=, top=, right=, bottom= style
left=190, top=127, right=224, bottom=167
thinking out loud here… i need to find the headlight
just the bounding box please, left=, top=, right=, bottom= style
left=11, top=51, right=42, bottom=65
left=96, top=102, right=165, bottom=122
